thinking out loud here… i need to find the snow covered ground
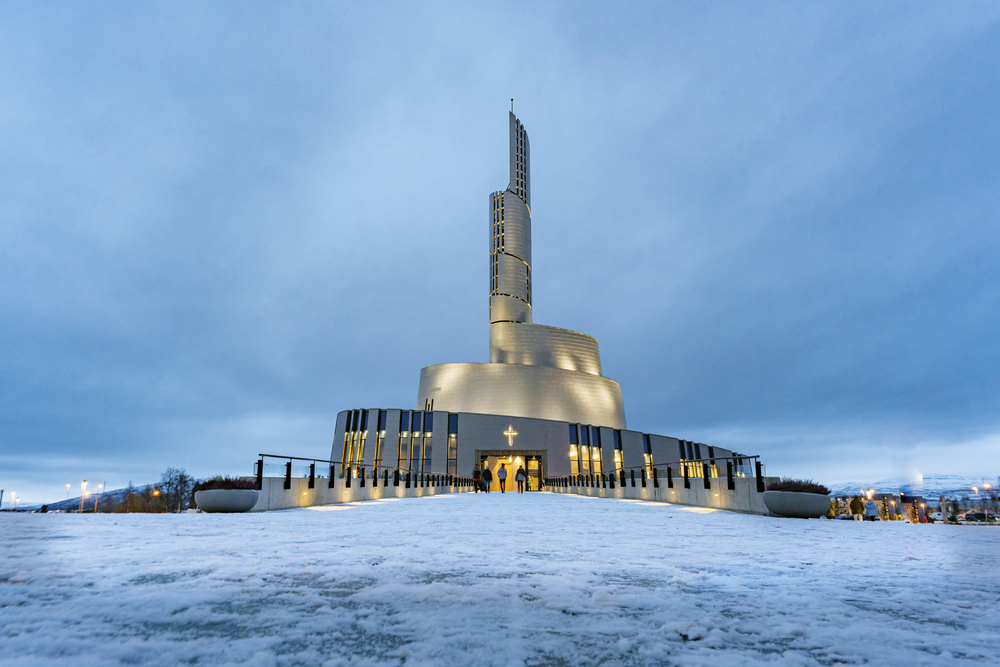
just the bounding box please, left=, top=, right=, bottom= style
left=2, top=493, right=998, bottom=666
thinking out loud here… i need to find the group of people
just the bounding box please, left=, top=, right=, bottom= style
left=849, top=496, right=879, bottom=521
left=471, top=463, right=529, bottom=493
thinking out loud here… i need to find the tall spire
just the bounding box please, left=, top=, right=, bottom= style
left=489, top=113, right=533, bottom=325
left=509, top=112, right=530, bottom=210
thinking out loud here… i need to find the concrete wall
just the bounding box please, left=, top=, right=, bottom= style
left=246, top=474, right=476, bottom=512
left=543, top=474, right=780, bottom=515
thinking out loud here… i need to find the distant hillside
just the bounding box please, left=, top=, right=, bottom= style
left=829, top=474, right=997, bottom=499
left=39, top=483, right=156, bottom=512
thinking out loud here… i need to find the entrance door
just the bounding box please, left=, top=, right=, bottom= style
left=479, top=451, right=543, bottom=491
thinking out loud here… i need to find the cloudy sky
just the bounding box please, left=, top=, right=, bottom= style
left=2, top=2, right=999, bottom=504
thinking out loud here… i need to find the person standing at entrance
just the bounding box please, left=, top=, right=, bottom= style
left=472, top=466, right=482, bottom=493
left=515, top=467, right=526, bottom=493
left=497, top=463, right=508, bottom=493
left=482, top=466, right=493, bottom=493
left=864, top=498, right=878, bottom=521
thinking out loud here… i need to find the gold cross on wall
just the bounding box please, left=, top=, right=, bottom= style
left=504, top=425, right=518, bottom=446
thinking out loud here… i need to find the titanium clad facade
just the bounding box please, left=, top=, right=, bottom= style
left=417, top=362, right=626, bottom=429
left=331, top=408, right=743, bottom=483
left=489, top=322, right=603, bottom=375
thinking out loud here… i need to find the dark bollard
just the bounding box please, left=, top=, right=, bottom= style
left=641, top=469, right=647, bottom=488
left=405, top=472, right=411, bottom=489
left=309, top=463, right=315, bottom=489
left=345, top=466, right=352, bottom=488
left=256, top=458, right=263, bottom=490
left=703, top=463, right=711, bottom=490
left=630, top=469, right=636, bottom=488
left=667, top=466, right=673, bottom=489
left=653, top=468, right=659, bottom=488
left=727, top=460, right=735, bottom=490
left=329, top=464, right=336, bottom=489
left=683, top=465, right=690, bottom=489
left=755, top=460, right=765, bottom=492
left=284, top=460, right=292, bottom=490
left=394, top=469, right=400, bottom=487
left=609, top=472, right=615, bottom=489
left=619, top=469, right=626, bottom=487
left=360, top=467, right=366, bottom=487
left=602, top=473, right=607, bottom=489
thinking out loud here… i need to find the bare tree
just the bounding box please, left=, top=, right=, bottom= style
left=159, top=468, right=193, bottom=513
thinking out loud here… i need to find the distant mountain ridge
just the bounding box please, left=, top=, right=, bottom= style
left=828, top=474, right=996, bottom=499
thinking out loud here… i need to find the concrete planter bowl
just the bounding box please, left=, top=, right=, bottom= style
left=763, top=490, right=831, bottom=519
left=194, top=489, right=259, bottom=513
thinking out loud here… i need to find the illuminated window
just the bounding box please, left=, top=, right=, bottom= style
left=373, top=410, right=386, bottom=474
left=580, top=425, right=591, bottom=473
left=447, top=413, right=458, bottom=476
left=591, top=428, right=602, bottom=474
left=613, top=430, right=623, bottom=472
left=643, top=434, right=654, bottom=478
left=398, top=411, right=410, bottom=471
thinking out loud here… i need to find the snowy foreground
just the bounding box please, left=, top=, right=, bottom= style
left=2, top=494, right=998, bottom=667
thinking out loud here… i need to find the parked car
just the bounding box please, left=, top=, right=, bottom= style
left=931, top=512, right=944, bottom=521
left=964, top=512, right=988, bottom=522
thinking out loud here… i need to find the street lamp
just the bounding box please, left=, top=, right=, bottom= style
left=94, top=484, right=103, bottom=513
left=65, top=484, right=71, bottom=500
left=79, top=480, right=87, bottom=513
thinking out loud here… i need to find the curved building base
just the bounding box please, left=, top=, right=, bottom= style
left=417, top=362, right=626, bottom=429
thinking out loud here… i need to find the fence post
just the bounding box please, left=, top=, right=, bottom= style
left=256, top=458, right=263, bottom=490
left=284, top=461, right=292, bottom=490
left=405, top=471, right=411, bottom=489
left=394, top=469, right=400, bottom=487
left=727, top=460, right=735, bottom=490
left=683, top=464, right=690, bottom=489
left=345, top=466, right=352, bottom=488
left=329, top=464, right=335, bottom=488
left=653, top=468, right=659, bottom=488
left=309, top=463, right=315, bottom=489
left=641, top=469, right=647, bottom=488
left=630, top=469, right=636, bottom=487
left=755, top=460, right=765, bottom=492
left=703, top=463, right=711, bottom=489
left=609, top=471, right=615, bottom=489
left=360, top=467, right=366, bottom=487
left=667, top=466, right=673, bottom=489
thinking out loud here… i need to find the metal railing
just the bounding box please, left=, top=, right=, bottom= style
left=545, top=455, right=768, bottom=493
left=254, top=454, right=474, bottom=492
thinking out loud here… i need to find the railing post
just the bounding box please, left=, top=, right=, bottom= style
left=609, top=471, right=615, bottom=489
left=345, top=466, right=352, bottom=488
left=256, top=458, right=263, bottom=490
left=755, top=460, right=765, bottom=492
left=284, top=461, right=292, bottom=490
left=703, top=463, right=711, bottom=489
left=405, top=471, right=411, bottom=489
left=309, top=463, right=315, bottom=489
left=727, top=460, right=735, bottom=490
left=641, top=469, right=647, bottom=488
left=683, top=464, right=690, bottom=489
left=619, top=469, right=626, bottom=487
left=329, top=464, right=335, bottom=488
left=394, top=469, right=400, bottom=487
left=360, top=467, right=365, bottom=487
left=667, top=466, right=673, bottom=489
left=653, top=468, right=659, bottom=488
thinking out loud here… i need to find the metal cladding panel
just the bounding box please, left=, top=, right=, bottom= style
left=416, top=362, right=626, bottom=429
left=649, top=434, right=681, bottom=467
left=384, top=409, right=402, bottom=469
left=500, top=192, right=531, bottom=266
left=489, top=322, right=603, bottom=376
left=490, top=295, right=532, bottom=324
left=330, top=410, right=350, bottom=462
left=430, top=410, right=448, bottom=472
left=497, top=253, right=529, bottom=301
left=620, top=429, right=645, bottom=470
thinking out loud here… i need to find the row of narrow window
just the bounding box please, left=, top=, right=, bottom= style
left=341, top=410, right=460, bottom=478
